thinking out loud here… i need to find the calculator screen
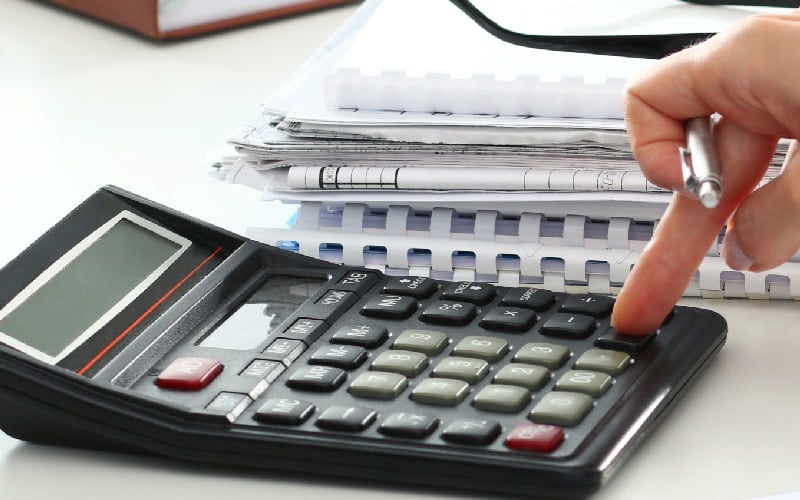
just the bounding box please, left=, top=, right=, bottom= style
left=198, top=275, right=328, bottom=350
left=0, top=211, right=191, bottom=364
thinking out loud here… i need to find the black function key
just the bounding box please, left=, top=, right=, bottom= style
left=334, top=269, right=381, bottom=294
left=205, top=392, right=252, bottom=422
left=539, top=313, right=596, bottom=339
left=240, top=359, right=284, bottom=381
left=379, top=412, right=440, bottom=438
left=383, top=276, right=438, bottom=299
left=315, top=405, right=377, bottom=432
left=254, top=398, right=315, bottom=425
left=313, top=290, right=359, bottom=317
left=559, top=294, right=615, bottom=318
left=594, top=326, right=657, bottom=353
left=331, top=324, right=389, bottom=348
left=263, top=338, right=306, bottom=366
left=440, top=419, right=502, bottom=445
left=440, top=282, right=496, bottom=305
left=479, top=306, right=537, bottom=333
left=420, top=301, right=477, bottom=326
left=283, top=318, right=327, bottom=342
left=360, top=294, right=418, bottom=319
left=309, top=344, right=368, bottom=369
left=500, top=288, right=555, bottom=311
left=286, top=365, right=346, bottom=392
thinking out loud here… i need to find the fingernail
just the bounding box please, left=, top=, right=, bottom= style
left=721, top=230, right=753, bottom=271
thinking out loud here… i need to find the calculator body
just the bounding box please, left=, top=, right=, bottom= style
left=0, top=186, right=727, bottom=498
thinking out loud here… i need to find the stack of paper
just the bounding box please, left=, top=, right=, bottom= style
left=221, top=0, right=800, bottom=298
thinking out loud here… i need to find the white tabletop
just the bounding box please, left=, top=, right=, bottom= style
left=1, top=2, right=799, bottom=499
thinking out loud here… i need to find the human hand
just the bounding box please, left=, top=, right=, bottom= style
left=610, top=11, right=800, bottom=334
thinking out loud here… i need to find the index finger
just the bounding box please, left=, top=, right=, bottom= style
left=611, top=118, right=777, bottom=334
left=610, top=22, right=787, bottom=334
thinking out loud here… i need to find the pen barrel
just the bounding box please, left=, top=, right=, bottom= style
left=685, top=117, right=722, bottom=186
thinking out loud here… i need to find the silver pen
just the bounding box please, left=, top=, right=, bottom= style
left=680, top=115, right=723, bottom=208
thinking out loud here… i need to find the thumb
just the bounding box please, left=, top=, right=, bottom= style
left=722, top=139, right=800, bottom=271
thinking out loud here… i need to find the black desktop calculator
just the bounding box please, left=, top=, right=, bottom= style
left=0, top=186, right=726, bottom=498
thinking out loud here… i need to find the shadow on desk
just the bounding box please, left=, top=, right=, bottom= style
left=0, top=442, right=492, bottom=500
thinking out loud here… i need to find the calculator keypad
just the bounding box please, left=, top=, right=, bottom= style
left=139, top=268, right=672, bottom=460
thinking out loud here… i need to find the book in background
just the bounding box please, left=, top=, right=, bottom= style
left=45, top=0, right=359, bottom=40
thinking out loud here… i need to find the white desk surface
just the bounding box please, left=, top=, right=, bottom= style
left=1, top=2, right=799, bottom=499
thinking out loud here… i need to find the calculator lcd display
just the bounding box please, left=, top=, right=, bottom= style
left=0, top=211, right=191, bottom=364
left=198, top=275, right=327, bottom=350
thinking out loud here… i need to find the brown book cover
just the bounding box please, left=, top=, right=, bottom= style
left=45, top=0, right=359, bottom=40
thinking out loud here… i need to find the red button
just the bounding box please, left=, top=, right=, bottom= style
left=157, top=357, right=223, bottom=390
left=505, top=423, right=564, bottom=453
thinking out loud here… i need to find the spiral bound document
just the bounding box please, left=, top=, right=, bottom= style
left=324, top=0, right=774, bottom=119
left=246, top=202, right=800, bottom=300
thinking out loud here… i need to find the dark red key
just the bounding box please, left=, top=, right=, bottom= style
left=156, top=357, right=223, bottom=390
left=505, top=423, right=565, bottom=453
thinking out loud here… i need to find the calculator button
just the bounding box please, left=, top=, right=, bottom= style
left=156, top=357, right=223, bottom=391
left=392, top=329, right=449, bottom=355
left=360, top=294, right=418, bottom=319
left=335, top=270, right=381, bottom=294
left=452, top=336, right=509, bottom=362
left=205, top=392, right=252, bottom=422
left=440, top=419, right=502, bottom=445
left=283, top=318, right=327, bottom=341
left=263, top=338, right=306, bottom=366
left=529, top=392, right=594, bottom=426
left=500, top=288, right=555, bottom=311
left=241, top=359, right=284, bottom=379
left=309, top=345, right=368, bottom=369
left=574, top=349, right=631, bottom=375
left=331, top=324, right=388, bottom=348
left=594, top=327, right=657, bottom=352
left=539, top=313, right=596, bottom=339
left=419, top=301, right=476, bottom=326
left=514, top=343, right=570, bottom=369
left=240, top=359, right=285, bottom=399
left=559, top=294, right=615, bottom=318
left=286, top=365, right=346, bottom=392
left=315, top=405, right=377, bottom=432
left=505, top=423, right=565, bottom=453
left=493, top=363, right=550, bottom=391
left=371, top=350, right=429, bottom=377
left=432, top=357, right=489, bottom=384
left=382, top=276, right=438, bottom=298
left=379, top=412, right=440, bottom=438
left=472, top=385, right=531, bottom=413
left=555, top=370, right=612, bottom=397
left=440, top=282, right=496, bottom=304
left=479, top=306, right=537, bottom=333
left=348, top=371, right=408, bottom=399
left=314, top=290, right=359, bottom=316
left=411, top=378, right=470, bottom=406
left=254, top=398, right=315, bottom=425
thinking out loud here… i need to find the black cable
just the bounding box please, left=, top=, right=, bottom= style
left=448, top=0, right=797, bottom=59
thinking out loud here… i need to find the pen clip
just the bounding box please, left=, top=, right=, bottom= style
left=679, top=146, right=700, bottom=194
